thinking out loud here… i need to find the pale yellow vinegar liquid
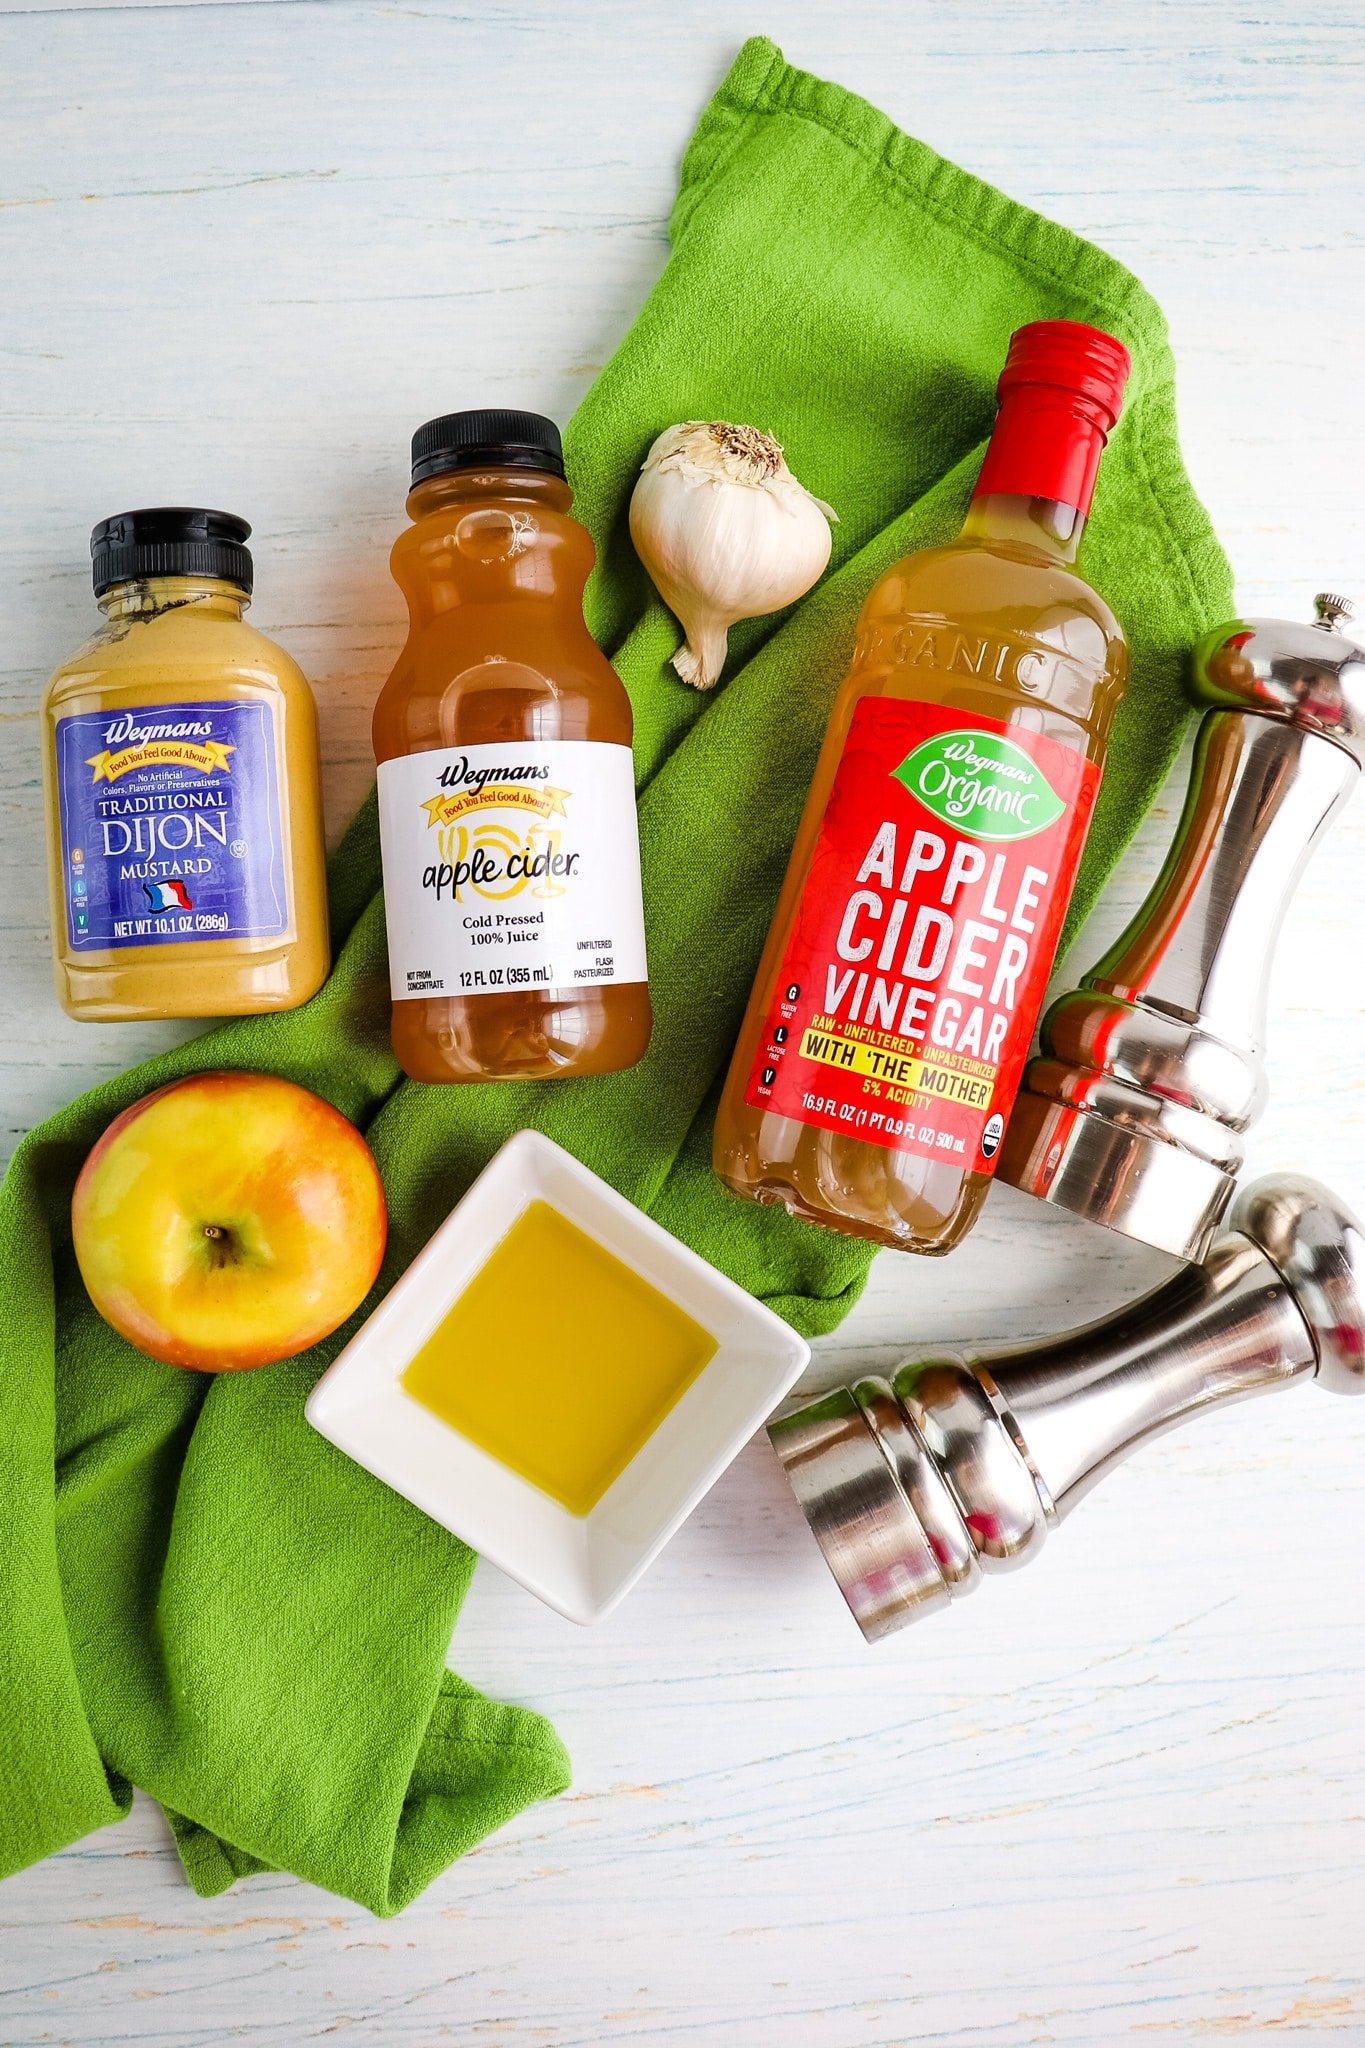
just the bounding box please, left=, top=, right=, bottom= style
left=712, top=496, right=1127, bottom=1254
left=400, top=1201, right=718, bottom=1515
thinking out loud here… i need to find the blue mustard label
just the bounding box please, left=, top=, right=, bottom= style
left=54, top=698, right=288, bottom=950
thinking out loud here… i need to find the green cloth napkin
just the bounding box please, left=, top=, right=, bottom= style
left=0, top=36, right=1231, bottom=1915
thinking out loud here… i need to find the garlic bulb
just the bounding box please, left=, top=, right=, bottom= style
left=628, top=421, right=836, bottom=690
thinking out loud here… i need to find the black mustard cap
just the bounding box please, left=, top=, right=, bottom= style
left=91, top=507, right=253, bottom=598
left=410, top=410, right=565, bottom=486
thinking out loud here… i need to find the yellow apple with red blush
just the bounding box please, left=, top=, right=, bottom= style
left=72, top=1071, right=387, bottom=1371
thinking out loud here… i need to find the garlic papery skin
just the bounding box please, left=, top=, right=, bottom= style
left=628, top=421, right=836, bottom=690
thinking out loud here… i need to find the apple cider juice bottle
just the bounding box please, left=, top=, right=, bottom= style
left=373, top=411, right=652, bottom=1083
left=713, top=322, right=1131, bottom=1254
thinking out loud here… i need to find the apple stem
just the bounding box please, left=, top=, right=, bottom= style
left=200, top=1221, right=238, bottom=1269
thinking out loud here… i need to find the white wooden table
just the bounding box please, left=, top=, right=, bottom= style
left=3, top=3, right=1364, bottom=2040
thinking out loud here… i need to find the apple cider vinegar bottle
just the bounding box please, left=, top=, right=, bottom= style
left=713, top=323, right=1131, bottom=1255
left=373, top=411, right=651, bottom=1084
left=41, top=509, right=330, bottom=1022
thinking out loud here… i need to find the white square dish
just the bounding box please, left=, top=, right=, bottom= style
left=304, top=1128, right=811, bottom=1623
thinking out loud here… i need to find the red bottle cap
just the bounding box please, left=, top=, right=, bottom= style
left=973, top=320, right=1131, bottom=518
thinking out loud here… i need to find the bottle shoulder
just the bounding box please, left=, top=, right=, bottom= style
left=842, top=537, right=1127, bottom=751
left=391, top=498, right=595, bottom=606
left=862, top=535, right=1125, bottom=647
left=43, top=607, right=313, bottom=714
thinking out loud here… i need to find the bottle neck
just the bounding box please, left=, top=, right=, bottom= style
left=98, top=575, right=248, bottom=622
left=960, top=492, right=1086, bottom=565
left=406, top=465, right=572, bottom=521
left=966, top=380, right=1116, bottom=564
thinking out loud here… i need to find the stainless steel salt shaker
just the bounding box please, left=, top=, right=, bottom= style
left=771, top=1171, right=1365, bottom=1642
left=997, top=595, right=1365, bottom=1260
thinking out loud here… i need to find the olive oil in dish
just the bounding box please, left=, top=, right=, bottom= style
left=304, top=1129, right=812, bottom=1623
left=401, top=1199, right=717, bottom=1516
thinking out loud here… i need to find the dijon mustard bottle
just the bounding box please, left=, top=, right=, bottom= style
left=42, top=508, right=330, bottom=1021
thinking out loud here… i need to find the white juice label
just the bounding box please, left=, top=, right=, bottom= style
left=376, top=740, right=648, bottom=1002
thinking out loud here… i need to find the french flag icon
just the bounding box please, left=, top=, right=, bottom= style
left=144, top=878, right=193, bottom=913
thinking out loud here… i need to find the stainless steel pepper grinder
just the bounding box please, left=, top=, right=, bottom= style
left=997, top=595, right=1365, bottom=1261
left=771, top=1172, right=1365, bottom=1642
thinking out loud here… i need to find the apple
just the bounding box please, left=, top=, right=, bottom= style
left=72, top=1070, right=387, bottom=1371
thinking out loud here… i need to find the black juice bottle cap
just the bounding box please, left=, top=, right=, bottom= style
left=91, top=507, right=254, bottom=598
left=410, top=410, right=565, bottom=487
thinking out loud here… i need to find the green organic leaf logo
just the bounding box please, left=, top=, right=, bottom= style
left=892, top=729, right=1067, bottom=841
